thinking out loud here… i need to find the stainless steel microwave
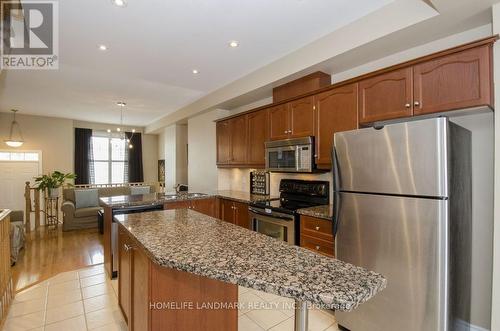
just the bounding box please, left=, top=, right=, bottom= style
left=265, top=137, right=314, bottom=173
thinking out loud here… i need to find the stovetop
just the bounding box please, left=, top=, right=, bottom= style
left=250, top=179, right=329, bottom=215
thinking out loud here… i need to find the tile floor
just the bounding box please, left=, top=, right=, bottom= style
left=4, top=264, right=338, bottom=331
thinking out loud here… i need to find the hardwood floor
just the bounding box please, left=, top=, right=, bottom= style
left=12, top=226, right=103, bottom=291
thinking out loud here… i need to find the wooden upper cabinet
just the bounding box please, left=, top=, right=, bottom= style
left=413, top=45, right=493, bottom=115
left=229, top=116, right=248, bottom=164
left=269, top=104, right=290, bottom=141
left=358, top=67, right=413, bottom=124
left=216, top=120, right=231, bottom=164
left=314, top=83, right=358, bottom=168
left=289, top=96, right=315, bottom=138
left=247, top=109, right=269, bottom=166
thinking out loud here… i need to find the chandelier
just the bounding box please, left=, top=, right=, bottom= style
left=107, top=102, right=135, bottom=149
left=4, top=109, right=24, bottom=147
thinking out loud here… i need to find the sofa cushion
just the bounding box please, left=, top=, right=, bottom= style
left=75, top=189, right=99, bottom=209
left=98, top=186, right=130, bottom=197
left=130, top=186, right=150, bottom=195
left=74, top=206, right=103, bottom=218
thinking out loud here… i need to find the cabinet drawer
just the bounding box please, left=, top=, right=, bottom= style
left=300, top=215, right=333, bottom=242
left=300, top=234, right=334, bottom=257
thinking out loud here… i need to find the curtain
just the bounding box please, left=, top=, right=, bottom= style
left=74, top=128, right=93, bottom=185
left=126, top=132, right=143, bottom=182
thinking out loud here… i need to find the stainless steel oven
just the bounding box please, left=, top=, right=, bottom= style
left=249, top=207, right=295, bottom=245
left=265, top=137, right=314, bottom=173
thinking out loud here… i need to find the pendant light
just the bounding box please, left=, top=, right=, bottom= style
left=107, top=102, right=135, bottom=149
left=4, top=109, right=24, bottom=147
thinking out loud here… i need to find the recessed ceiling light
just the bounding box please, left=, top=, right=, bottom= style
left=98, top=44, right=107, bottom=51
left=112, top=0, right=127, bottom=7
left=116, top=101, right=126, bottom=107
left=192, top=69, right=199, bottom=74
left=228, top=40, right=239, bottom=48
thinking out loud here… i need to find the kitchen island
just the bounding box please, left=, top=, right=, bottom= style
left=114, top=209, right=386, bottom=330
left=100, top=190, right=278, bottom=278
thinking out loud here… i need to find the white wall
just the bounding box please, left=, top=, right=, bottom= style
left=161, top=124, right=188, bottom=191
left=491, top=4, right=500, bottom=331
left=0, top=113, right=74, bottom=175
left=162, top=125, right=176, bottom=190
left=187, top=109, right=229, bottom=193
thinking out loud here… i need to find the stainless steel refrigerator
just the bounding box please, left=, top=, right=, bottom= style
left=333, top=118, right=472, bottom=331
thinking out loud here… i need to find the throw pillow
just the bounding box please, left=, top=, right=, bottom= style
left=74, top=189, right=99, bottom=209
left=130, top=186, right=151, bottom=195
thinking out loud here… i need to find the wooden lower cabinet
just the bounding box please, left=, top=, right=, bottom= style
left=191, top=198, right=216, bottom=217
left=118, top=227, right=132, bottom=323
left=118, top=226, right=237, bottom=331
left=218, top=198, right=250, bottom=229
left=164, top=198, right=216, bottom=218
left=300, top=215, right=334, bottom=257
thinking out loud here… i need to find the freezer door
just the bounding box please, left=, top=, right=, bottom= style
left=335, top=192, right=448, bottom=331
left=334, top=118, right=448, bottom=197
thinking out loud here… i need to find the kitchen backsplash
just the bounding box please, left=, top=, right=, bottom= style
left=218, top=168, right=333, bottom=203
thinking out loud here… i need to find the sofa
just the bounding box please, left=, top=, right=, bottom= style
left=10, top=210, right=25, bottom=265
left=61, top=185, right=155, bottom=231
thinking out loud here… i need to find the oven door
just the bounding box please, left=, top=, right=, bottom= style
left=249, top=208, right=295, bottom=245
left=266, top=145, right=298, bottom=172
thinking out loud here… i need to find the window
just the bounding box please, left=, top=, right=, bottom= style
left=91, top=136, right=127, bottom=184
left=0, top=151, right=39, bottom=161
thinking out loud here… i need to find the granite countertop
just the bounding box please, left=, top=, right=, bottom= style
left=297, top=205, right=334, bottom=221
left=115, top=209, right=386, bottom=311
left=100, top=190, right=278, bottom=208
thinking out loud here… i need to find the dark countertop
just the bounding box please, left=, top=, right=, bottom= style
left=297, top=205, right=334, bottom=221
left=114, top=209, right=386, bottom=311
left=99, top=190, right=278, bottom=209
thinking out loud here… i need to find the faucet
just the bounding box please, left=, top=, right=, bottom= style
left=175, top=184, right=188, bottom=193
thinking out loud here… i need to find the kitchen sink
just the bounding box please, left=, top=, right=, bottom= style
left=186, top=193, right=207, bottom=198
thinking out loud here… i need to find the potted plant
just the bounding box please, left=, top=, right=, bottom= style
left=34, top=171, right=76, bottom=198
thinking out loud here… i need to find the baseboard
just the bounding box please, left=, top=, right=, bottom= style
left=454, top=318, right=490, bottom=331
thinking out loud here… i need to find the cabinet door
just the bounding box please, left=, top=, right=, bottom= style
left=191, top=198, right=216, bottom=217
left=234, top=201, right=250, bottom=229
left=216, top=120, right=231, bottom=164
left=118, top=228, right=132, bottom=323
left=220, top=199, right=235, bottom=223
left=247, top=110, right=269, bottom=166
left=269, top=104, right=290, bottom=140
left=358, top=67, right=413, bottom=124
left=314, top=84, right=358, bottom=168
left=289, top=96, right=315, bottom=138
left=132, top=242, right=150, bottom=331
left=229, top=116, right=248, bottom=164
left=164, top=200, right=190, bottom=210
left=413, top=45, right=493, bottom=115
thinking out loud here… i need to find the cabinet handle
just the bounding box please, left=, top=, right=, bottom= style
left=315, top=246, right=320, bottom=250
left=414, top=101, right=420, bottom=107
left=124, top=244, right=132, bottom=252
left=314, top=154, right=318, bottom=158
left=315, top=226, right=320, bottom=231
left=405, top=103, right=411, bottom=108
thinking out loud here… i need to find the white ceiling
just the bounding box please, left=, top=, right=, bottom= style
left=0, top=0, right=393, bottom=126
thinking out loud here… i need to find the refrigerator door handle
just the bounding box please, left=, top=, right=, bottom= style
left=332, top=146, right=341, bottom=236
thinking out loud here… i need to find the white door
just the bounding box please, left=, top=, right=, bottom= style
left=0, top=151, right=42, bottom=220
